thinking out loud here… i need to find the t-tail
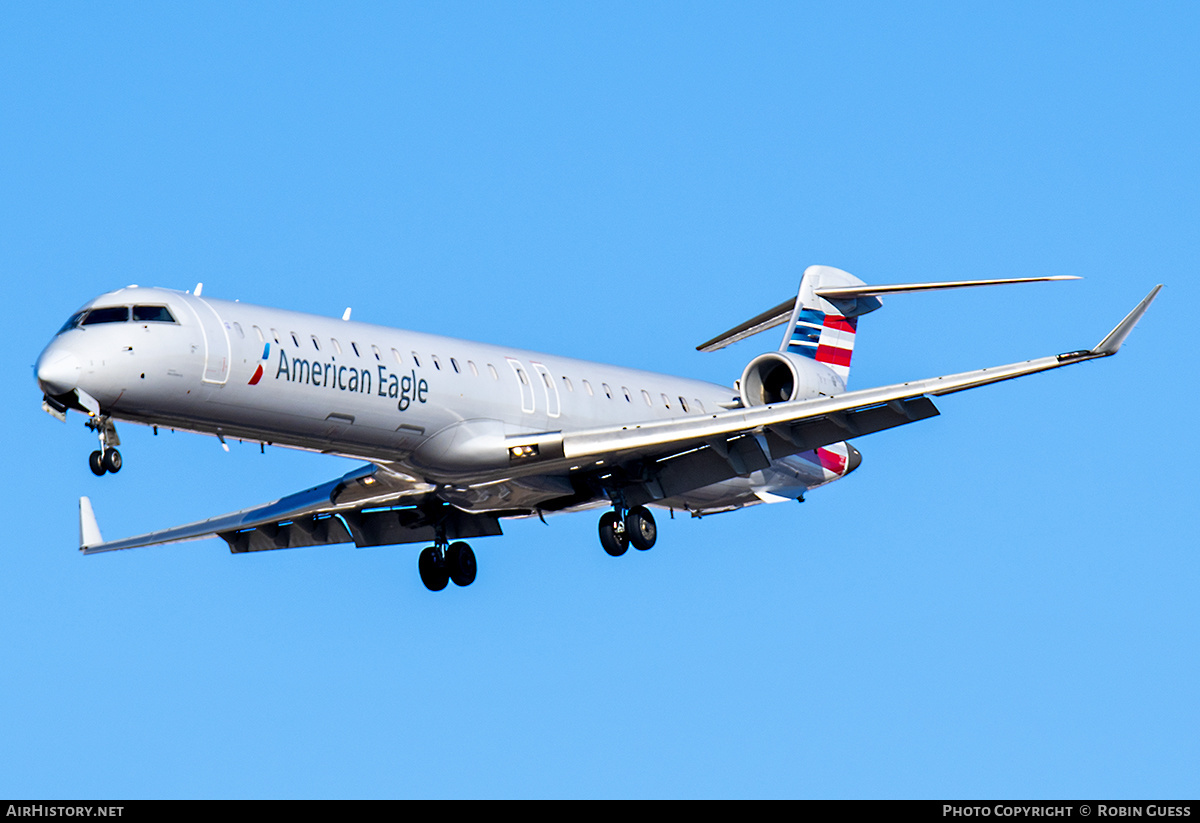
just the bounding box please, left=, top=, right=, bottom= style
left=782, top=265, right=875, bottom=384
left=698, top=264, right=1080, bottom=388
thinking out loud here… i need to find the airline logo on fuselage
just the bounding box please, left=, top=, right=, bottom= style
left=250, top=345, right=429, bottom=411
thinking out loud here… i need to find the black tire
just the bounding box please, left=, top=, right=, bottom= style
left=599, top=511, right=628, bottom=557
left=418, top=547, right=449, bottom=591
left=102, top=448, right=122, bottom=474
left=625, top=506, right=657, bottom=551
left=447, top=542, right=477, bottom=587
left=89, top=450, right=106, bottom=476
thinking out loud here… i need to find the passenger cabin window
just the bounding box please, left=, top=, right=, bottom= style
left=487, top=363, right=497, bottom=380
left=331, top=338, right=342, bottom=355
left=679, top=397, right=689, bottom=412
left=290, top=332, right=300, bottom=347
left=468, top=361, right=478, bottom=377
left=252, top=326, right=264, bottom=343
left=351, top=342, right=360, bottom=357
left=431, top=355, right=441, bottom=370
left=642, top=389, right=652, bottom=406
left=392, top=348, right=403, bottom=365
left=582, top=379, right=594, bottom=396
left=661, top=393, right=671, bottom=409
left=311, top=335, right=321, bottom=351
left=232, top=322, right=245, bottom=338
left=270, top=329, right=281, bottom=344
left=371, top=345, right=382, bottom=361
left=82, top=306, right=130, bottom=325
left=602, top=383, right=612, bottom=399
left=133, top=305, right=176, bottom=324
left=563, top=376, right=574, bottom=392
left=451, top=358, right=460, bottom=374
left=412, top=352, right=422, bottom=368
left=622, top=386, right=632, bottom=402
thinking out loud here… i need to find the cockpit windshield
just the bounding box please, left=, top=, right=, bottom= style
left=56, top=311, right=87, bottom=336
left=80, top=306, right=130, bottom=326
left=132, top=305, right=176, bottom=323
left=56, top=304, right=177, bottom=335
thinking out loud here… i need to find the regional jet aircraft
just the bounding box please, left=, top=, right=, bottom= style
left=34, top=266, right=1160, bottom=590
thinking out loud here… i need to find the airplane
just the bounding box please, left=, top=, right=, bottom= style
left=34, top=265, right=1161, bottom=591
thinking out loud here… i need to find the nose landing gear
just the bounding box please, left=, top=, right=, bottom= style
left=85, top=416, right=122, bottom=476
left=89, top=448, right=122, bottom=476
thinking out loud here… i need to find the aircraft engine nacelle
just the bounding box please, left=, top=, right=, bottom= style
left=738, top=351, right=843, bottom=407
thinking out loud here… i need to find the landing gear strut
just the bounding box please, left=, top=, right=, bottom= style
left=86, top=416, right=121, bottom=476
left=598, top=505, right=657, bottom=556
left=418, top=526, right=477, bottom=591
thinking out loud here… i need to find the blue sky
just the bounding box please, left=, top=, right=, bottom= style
left=2, top=2, right=1197, bottom=798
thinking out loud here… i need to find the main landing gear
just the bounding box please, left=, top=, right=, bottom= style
left=598, top=505, right=657, bottom=556
left=418, top=539, right=477, bottom=592
left=85, top=416, right=122, bottom=476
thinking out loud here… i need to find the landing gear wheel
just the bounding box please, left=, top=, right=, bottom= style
left=625, top=506, right=657, bottom=551
left=89, top=450, right=106, bottom=476
left=418, top=547, right=449, bottom=591
left=101, top=448, right=122, bottom=474
left=447, top=542, right=477, bottom=587
left=599, top=511, right=629, bottom=557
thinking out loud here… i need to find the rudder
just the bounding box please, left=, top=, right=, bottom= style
left=781, top=265, right=877, bottom=385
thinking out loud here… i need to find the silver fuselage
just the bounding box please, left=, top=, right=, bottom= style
left=35, top=286, right=852, bottom=515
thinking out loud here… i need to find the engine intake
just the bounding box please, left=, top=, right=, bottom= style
left=739, top=352, right=829, bottom=407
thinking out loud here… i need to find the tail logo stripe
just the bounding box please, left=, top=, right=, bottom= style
left=815, top=345, right=852, bottom=367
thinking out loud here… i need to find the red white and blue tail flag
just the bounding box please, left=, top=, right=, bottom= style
left=781, top=265, right=872, bottom=385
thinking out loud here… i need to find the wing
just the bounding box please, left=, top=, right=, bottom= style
left=505, top=285, right=1161, bottom=505
left=79, top=462, right=501, bottom=555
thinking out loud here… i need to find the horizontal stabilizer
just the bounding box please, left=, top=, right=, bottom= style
left=699, top=273, right=1079, bottom=352
left=696, top=298, right=795, bottom=353
left=813, top=275, right=1080, bottom=300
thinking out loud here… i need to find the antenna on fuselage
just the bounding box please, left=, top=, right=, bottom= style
left=342, top=308, right=352, bottom=321
left=194, top=282, right=204, bottom=297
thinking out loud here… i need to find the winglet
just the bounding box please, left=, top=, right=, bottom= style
left=79, top=496, right=103, bottom=551
left=1091, top=285, right=1162, bottom=356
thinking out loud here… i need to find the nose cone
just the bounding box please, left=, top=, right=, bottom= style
left=844, top=443, right=863, bottom=475
left=36, top=344, right=81, bottom=396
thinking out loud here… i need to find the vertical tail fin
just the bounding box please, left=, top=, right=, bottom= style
left=781, top=265, right=878, bottom=385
